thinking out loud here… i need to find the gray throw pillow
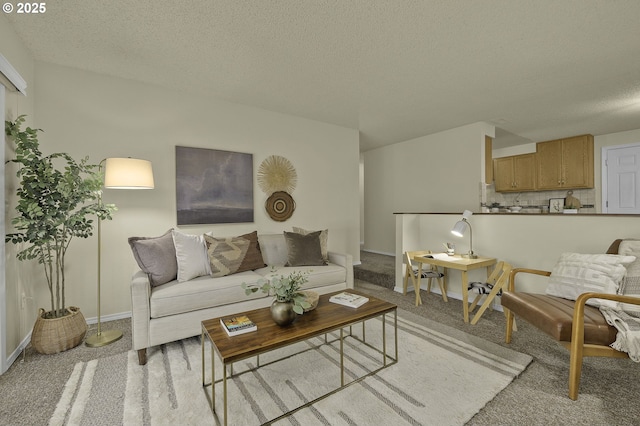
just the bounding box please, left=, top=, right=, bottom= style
left=292, top=227, right=328, bottom=261
left=128, top=229, right=178, bottom=287
left=283, top=230, right=326, bottom=266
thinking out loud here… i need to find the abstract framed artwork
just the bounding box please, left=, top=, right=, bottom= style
left=549, top=197, right=565, bottom=214
left=175, top=146, right=254, bottom=225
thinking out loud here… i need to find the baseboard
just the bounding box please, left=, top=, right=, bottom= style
left=84, top=310, right=132, bottom=325
left=5, top=333, right=32, bottom=373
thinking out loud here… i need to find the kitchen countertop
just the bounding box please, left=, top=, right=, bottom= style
left=393, top=211, right=638, bottom=217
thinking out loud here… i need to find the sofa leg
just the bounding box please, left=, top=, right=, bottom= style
left=137, top=349, right=147, bottom=365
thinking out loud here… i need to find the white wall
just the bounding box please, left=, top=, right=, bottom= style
left=2, top=58, right=360, bottom=359
left=363, top=122, right=494, bottom=254
left=1, top=14, right=37, bottom=367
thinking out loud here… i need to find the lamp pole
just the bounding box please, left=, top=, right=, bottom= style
left=463, top=218, right=477, bottom=259
left=86, top=160, right=123, bottom=347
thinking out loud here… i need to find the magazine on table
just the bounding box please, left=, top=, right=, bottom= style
left=329, top=292, right=369, bottom=308
left=220, top=315, right=257, bottom=336
left=421, top=252, right=451, bottom=260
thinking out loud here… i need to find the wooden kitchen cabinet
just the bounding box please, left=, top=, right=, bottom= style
left=494, top=153, right=537, bottom=192
left=536, top=135, right=594, bottom=190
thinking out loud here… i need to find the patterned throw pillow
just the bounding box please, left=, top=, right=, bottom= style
left=128, top=229, right=178, bottom=287
left=204, top=231, right=266, bottom=277
left=545, top=252, right=636, bottom=308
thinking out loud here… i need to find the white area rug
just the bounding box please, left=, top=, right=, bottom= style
left=50, top=310, right=531, bottom=425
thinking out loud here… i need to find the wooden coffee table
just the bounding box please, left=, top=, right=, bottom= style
left=201, top=289, right=397, bottom=425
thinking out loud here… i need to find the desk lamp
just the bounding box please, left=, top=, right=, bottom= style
left=86, top=157, right=154, bottom=347
left=451, top=210, right=477, bottom=259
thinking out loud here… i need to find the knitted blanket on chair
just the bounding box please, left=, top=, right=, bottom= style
left=600, top=306, right=640, bottom=362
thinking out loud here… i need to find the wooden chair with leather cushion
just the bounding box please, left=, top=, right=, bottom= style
left=501, top=239, right=640, bottom=400
left=403, top=250, right=447, bottom=306
left=467, top=260, right=512, bottom=325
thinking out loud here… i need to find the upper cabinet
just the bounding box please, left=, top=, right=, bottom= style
left=494, top=153, right=537, bottom=192
left=536, top=135, right=594, bottom=190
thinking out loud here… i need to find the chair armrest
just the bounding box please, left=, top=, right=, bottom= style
left=507, top=268, right=551, bottom=292
left=573, top=292, right=640, bottom=340
left=571, top=292, right=640, bottom=352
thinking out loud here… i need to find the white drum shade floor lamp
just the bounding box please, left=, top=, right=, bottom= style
left=85, top=158, right=154, bottom=347
left=451, top=209, right=477, bottom=259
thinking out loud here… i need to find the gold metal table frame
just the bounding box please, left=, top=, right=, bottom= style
left=201, top=308, right=397, bottom=426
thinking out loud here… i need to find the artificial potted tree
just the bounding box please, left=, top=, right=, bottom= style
left=5, top=115, right=116, bottom=354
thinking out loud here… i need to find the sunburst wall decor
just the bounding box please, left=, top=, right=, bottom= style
left=257, top=155, right=297, bottom=195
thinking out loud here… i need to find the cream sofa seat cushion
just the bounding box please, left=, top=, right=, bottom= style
left=150, top=270, right=265, bottom=319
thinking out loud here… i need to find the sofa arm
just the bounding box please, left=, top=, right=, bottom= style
left=130, top=270, right=152, bottom=352
left=328, top=251, right=354, bottom=289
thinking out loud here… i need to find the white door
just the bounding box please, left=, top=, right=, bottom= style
left=603, top=143, right=640, bottom=214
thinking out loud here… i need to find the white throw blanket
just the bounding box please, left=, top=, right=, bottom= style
left=600, top=306, right=640, bottom=362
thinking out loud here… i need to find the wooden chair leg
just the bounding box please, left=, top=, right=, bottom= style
left=505, top=309, right=514, bottom=344
left=427, top=277, right=433, bottom=294
left=568, top=303, right=587, bottom=400
left=469, top=294, right=482, bottom=312
left=412, top=266, right=422, bottom=306
left=568, top=343, right=584, bottom=400
left=436, top=277, right=448, bottom=302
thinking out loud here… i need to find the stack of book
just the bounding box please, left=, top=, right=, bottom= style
left=220, top=315, right=257, bottom=336
left=329, top=292, right=369, bottom=308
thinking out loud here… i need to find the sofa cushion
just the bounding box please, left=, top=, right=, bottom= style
left=172, top=229, right=210, bottom=282
left=256, top=264, right=345, bottom=290
left=150, top=270, right=265, bottom=318
left=292, top=227, right=328, bottom=261
left=283, top=230, right=326, bottom=266
left=204, top=231, right=266, bottom=277
left=128, top=229, right=178, bottom=287
left=258, top=234, right=289, bottom=266
left=545, top=252, right=636, bottom=308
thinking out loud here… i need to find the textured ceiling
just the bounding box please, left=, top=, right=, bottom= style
left=4, top=0, right=640, bottom=151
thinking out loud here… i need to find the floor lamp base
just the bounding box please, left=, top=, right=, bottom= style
left=85, top=329, right=123, bottom=347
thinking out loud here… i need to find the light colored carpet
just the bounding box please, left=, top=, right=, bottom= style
left=49, top=309, right=531, bottom=425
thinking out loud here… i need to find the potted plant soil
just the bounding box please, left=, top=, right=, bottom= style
left=5, top=115, right=116, bottom=354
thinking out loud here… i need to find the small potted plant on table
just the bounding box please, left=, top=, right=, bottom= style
left=242, top=270, right=313, bottom=326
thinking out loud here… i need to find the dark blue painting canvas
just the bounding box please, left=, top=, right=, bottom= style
left=176, top=146, right=254, bottom=225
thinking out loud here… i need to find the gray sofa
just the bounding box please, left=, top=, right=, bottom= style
left=130, top=233, right=353, bottom=364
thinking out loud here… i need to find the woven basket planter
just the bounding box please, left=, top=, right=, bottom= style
left=31, top=306, right=87, bottom=354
